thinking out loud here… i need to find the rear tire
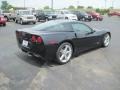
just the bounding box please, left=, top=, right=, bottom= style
left=20, top=19, right=24, bottom=25
left=102, top=33, right=111, bottom=47
left=4, top=16, right=9, bottom=21
left=3, top=23, right=6, bottom=26
left=56, top=42, right=73, bottom=64
left=82, top=18, right=86, bottom=21
left=15, top=19, right=18, bottom=23
left=65, top=17, right=68, bottom=19
left=33, top=22, right=36, bottom=24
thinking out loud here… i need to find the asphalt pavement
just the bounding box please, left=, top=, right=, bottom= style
left=0, top=16, right=120, bottom=90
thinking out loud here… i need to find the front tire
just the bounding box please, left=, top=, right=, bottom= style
left=33, top=22, right=36, bottom=24
left=82, top=18, right=86, bottom=21
left=56, top=42, right=73, bottom=64
left=20, top=19, right=24, bottom=25
left=15, top=19, right=18, bottom=23
left=102, top=33, right=111, bottom=47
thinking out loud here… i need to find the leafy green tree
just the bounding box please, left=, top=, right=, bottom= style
left=1, top=1, right=14, bottom=10
left=1, top=1, right=9, bottom=10
left=96, top=8, right=100, bottom=13
left=68, top=5, right=75, bottom=10
left=7, top=5, right=14, bottom=10
left=77, top=6, right=84, bottom=9
left=44, top=6, right=50, bottom=9
left=87, top=6, right=93, bottom=9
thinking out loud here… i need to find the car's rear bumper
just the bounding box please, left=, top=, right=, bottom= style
left=0, top=21, right=6, bottom=24
left=16, top=33, right=57, bottom=60
left=20, top=44, right=58, bottom=60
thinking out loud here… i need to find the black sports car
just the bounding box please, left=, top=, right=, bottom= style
left=16, top=20, right=111, bottom=64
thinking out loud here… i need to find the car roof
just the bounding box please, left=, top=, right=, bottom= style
left=49, top=20, right=80, bottom=24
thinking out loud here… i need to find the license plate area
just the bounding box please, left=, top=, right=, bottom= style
left=22, top=40, right=28, bottom=47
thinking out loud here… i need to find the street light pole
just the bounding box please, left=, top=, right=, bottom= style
left=51, top=0, right=53, bottom=10
left=112, top=0, right=114, bottom=8
left=24, top=0, right=26, bottom=9
left=105, top=0, right=107, bottom=9
left=77, top=0, right=79, bottom=7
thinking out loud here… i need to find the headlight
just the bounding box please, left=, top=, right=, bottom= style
left=48, top=16, right=52, bottom=19
left=85, top=15, right=88, bottom=18
left=21, top=16, right=26, bottom=19
left=33, top=16, right=36, bottom=19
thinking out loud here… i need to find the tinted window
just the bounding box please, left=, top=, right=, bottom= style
left=45, top=24, right=65, bottom=31
left=45, top=23, right=72, bottom=32
left=32, top=21, right=72, bottom=32
left=31, top=21, right=59, bottom=30
left=72, top=23, right=92, bottom=34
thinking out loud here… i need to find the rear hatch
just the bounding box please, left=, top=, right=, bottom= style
left=16, top=29, right=45, bottom=55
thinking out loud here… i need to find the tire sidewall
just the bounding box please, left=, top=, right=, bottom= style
left=102, top=33, right=110, bottom=47
left=56, top=42, right=73, bottom=64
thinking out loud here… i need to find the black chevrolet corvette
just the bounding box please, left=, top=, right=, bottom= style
left=16, top=20, right=111, bottom=64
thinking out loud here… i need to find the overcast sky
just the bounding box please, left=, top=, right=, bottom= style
left=0, top=0, right=120, bottom=9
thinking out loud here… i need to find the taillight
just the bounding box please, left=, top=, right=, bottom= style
left=31, top=35, right=42, bottom=43
left=16, top=31, right=22, bottom=37
left=37, top=37, right=42, bottom=43
left=31, top=35, right=36, bottom=42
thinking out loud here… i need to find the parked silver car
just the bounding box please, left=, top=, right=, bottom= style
left=14, top=10, right=36, bottom=25
left=0, top=10, right=14, bottom=21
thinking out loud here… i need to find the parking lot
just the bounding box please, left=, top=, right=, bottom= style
left=0, top=16, right=120, bottom=90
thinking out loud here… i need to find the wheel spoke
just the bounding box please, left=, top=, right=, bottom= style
left=57, top=43, right=73, bottom=63
left=104, top=35, right=110, bottom=46
left=64, top=45, right=69, bottom=52
left=64, top=55, right=68, bottom=60
left=66, top=50, right=71, bottom=54
left=60, top=54, right=65, bottom=60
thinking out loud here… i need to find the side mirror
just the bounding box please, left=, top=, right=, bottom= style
left=91, top=30, right=96, bottom=33
left=86, top=30, right=95, bottom=35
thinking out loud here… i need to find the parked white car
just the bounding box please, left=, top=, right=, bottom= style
left=14, top=10, right=36, bottom=25
left=56, top=10, right=78, bottom=20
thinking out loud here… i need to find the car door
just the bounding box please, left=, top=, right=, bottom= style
left=71, top=22, right=99, bottom=51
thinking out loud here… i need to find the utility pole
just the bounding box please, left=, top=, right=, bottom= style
left=24, top=0, right=26, bottom=9
left=77, top=0, right=79, bottom=8
left=112, top=0, right=114, bottom=8
left=51, top=0, right=53, bottom=10
left=105, top=0, right=107, bottom=9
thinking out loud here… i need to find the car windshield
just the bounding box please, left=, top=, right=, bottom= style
left=62, top=11, right=71, bottom=14
left=31, top=21, right=59, bottom=31
left=80, top=12, right=88, bottom=15
left=19, top=11, right=31, bottom=15
left=44, top=11, right=55, bottom=15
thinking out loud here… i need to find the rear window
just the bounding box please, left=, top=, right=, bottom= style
left=31, top=21, right=59, bottom=31
left=31, top=21, right=72, bottom=32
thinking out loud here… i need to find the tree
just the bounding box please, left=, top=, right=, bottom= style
left=1, top=1, right=9, bottom=10
left=77, top=6, right=84, bottom=9
left=44, top=6, right=50, bottom=9
left=68, top=5, right=75, bottom=10
left=87, top=6, right=93, bottom=9
left=7, top=5, right=14, bottom=10
left=1, top=1, right=14, bottom=10
left=96, top=8, right=100, bottom=13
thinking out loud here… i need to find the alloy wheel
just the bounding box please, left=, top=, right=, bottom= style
left=103, top=34, right=110, bottom=47
left=56, top=42, right=73, bottom=64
